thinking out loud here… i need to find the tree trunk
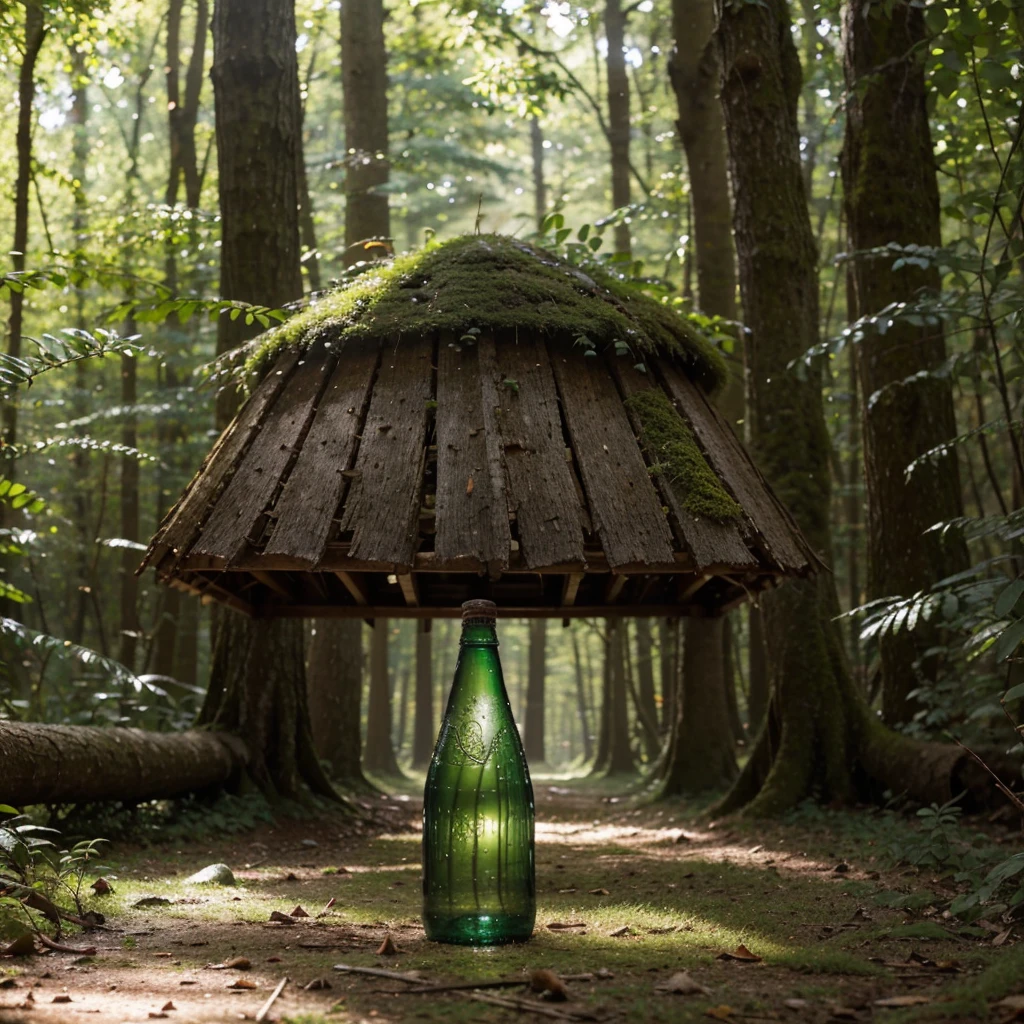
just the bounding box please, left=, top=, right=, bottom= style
left=714, top=0, right=978, bottom=815
left=667, top=0, right=741, bottom=781
left=202, top=0, right=336, bottom=802
left=605, top=620, right=635, bottom=775
left=746, top=603, right=768, bottom=734
left=570, top=629, right=594, bottom=764
left=663, top=617, right=738, bottom=793
left=722, top=615, right=745, bottom=742
left=117, top=327, right=140, bottom=675
left=591, top=623, right=612, bottom=774
left=341, top=0, right=390, bottom=263
left=604, top=0, right=631, bottom=255
left=308, top=619, right=368, bottom=788
left=0, top=723, right=246, bottom=806
left=524, top=618, right=547, bottom=764
left=364, top=619, right=401, bottom=776
left=2, top=1, right=45, bottom=453
left=658, top=618, right=679, bottom=735
left=632, top=619, right=661, bottom=760
left=841, top=0, right=969, bottom=727
left=410, top=619, right=434, bottom=769
left=530, top=116, right=547, bottom=229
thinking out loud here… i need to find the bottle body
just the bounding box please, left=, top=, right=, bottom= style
left=422, top=611, right=535, bottom=945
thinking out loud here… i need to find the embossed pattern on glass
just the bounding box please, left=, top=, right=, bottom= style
left=422, top=614, right=535, bottom=945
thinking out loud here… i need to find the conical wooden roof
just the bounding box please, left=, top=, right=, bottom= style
left=141, top=236, right=815, bottom=618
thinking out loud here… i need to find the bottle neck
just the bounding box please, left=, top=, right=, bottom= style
left=460, top=621, right=499, bottom=647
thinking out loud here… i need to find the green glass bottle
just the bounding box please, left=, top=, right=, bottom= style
left=422, top=600, right=535, bottom=945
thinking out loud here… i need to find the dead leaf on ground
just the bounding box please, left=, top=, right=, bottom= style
left=161, top=1002, right=176, bottom=1011
left=609, top=926, right=631, bottom=937
left=148, top=1014, right=167, bottom=1020
left=704, top=1005, right=734, bottom=1020
left=268, top=911, right=296, bottom=925
left=290, top=905, right=309, bottom=918
left=530, top=969, right=568, bottom=1002
left=996, top=996, right=1024, bottom=1010
left=784, top=998, right=809, bottom=1010
left=594, top=968, right=614, bottom=980
left=227, top=978, right=258, bottom=990
left=304, top=978, right=332, bottom=991
left=993, top=927, right=1013, bottom=947
left=52, top=994, right=72, bottom=1003
left=376, top=935, right=399, bottom=956
left=716, top=944, right=763, bottom=963
left=874, top=995, right=932, bottom=1008
left=1, top=933, right=35, bottom=957
left=0, top=979, right=16, bottom=989
left=90, top=878, right=113, bottom=895
left=546, top=922, right=586, bottom=931
left=588, top=888, right=609, bottom=896
left=654, top=971, right=710, bottom=996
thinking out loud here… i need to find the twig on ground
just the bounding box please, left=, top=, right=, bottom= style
left=402, top=979, right=530, bottom=994
left=953, top=737, right=1024, bottom=813
left=332, top=964, right=422, bottom=984
left=37, top=935, right=97, bottom=956
left=254, top=976, right=287, bottom=1023
left=463, top=991, right=596, bottom=1021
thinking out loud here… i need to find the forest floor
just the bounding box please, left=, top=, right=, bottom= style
left=1, top=776, right=1022, bottom=1024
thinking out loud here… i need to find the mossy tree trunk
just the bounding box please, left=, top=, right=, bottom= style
left=841, top=0, right=969, bottom=727
left=410, top=619, right=435, bottom=769
left=524, top=618, right=547, bottom=764
left=364, top=619, right=402, bottom=777
left=715, top=0, right=975, bottom=815
left=663, top=0, right=742, bottom=793
left=604, top=0, right=631, bottom=255
left=663, top=617, right=738, bottom=793
left=201, top=0, right=339, bottom=804
left=341, top=0, right=390, bottom=263
left=308, top=620, right=369, bottom=789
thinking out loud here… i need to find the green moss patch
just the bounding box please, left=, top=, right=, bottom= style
left=624, top=388, right=743, bottom=523
left=242, top=234, right=727, bottom=391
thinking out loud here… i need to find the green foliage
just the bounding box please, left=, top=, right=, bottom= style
left=624, top=388, right=743, bottom=523
left=0, top=808, right=106, bottom=938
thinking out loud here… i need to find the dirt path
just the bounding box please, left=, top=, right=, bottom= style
left=0, top=781, right=1021, bottom=1023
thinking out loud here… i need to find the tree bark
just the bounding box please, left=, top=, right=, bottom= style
left=524, top=618, right=547, bottom=764
left=410, top=619, right=434, bottom=769
left=308, top=619, right=368, bottom=787
left=746, top=603, right=768, bottom=734
left=341, top=0, right=390, bottom=263
left=663, top=617, right=738, bottom=793
left=714, top=0, right=980, bottom=815
left=658, top=618, right=679, bottom=736
left=0, top=723, right=246, bottom=806
left=604, top=0, right=631, bottom=255
left=201, top=0, right=337, bottom=803
left=841, top=0, right=969, bottom=727
left=364, top=619, right=401, bottom=776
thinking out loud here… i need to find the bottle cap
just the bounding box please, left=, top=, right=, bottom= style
left=461, top=599, right=497, bottom=623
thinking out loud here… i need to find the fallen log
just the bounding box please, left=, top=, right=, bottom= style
left=0, top=723, right=247, bottom=805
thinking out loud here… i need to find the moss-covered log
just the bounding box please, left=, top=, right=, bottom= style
left=0, top=723, right=246, bottom=806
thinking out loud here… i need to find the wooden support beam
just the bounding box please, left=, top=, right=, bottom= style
left=335, top=570, right=369, bottom=606
left=397, top=573, right=419, bottom=607
left=249, top=569, right=294, bottom=602
left=678, top=574, right=711, bottom=603
left=561, top=572, right=583, bottom=608
left=604, top=574, right=628, bottom=604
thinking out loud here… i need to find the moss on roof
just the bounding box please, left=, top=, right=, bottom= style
left=243, top=234, right=728, bottom=392
left=625, top=388, right=744, bottom=523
